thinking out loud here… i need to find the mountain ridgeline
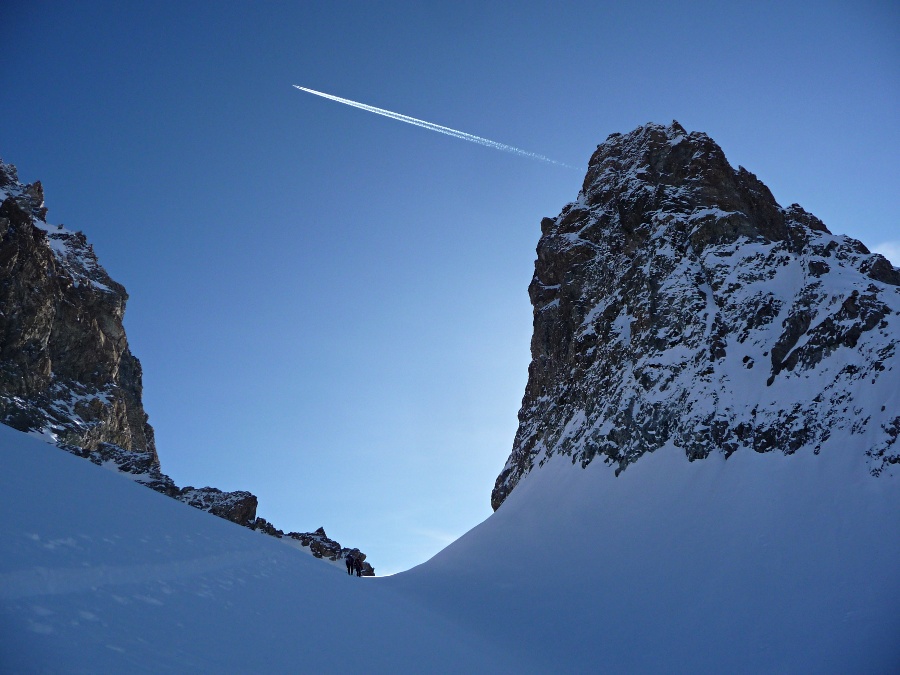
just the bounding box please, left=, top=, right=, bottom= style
left=493, top=122, right=900, bottom=510
left=0, top=159, right=373, bottom=575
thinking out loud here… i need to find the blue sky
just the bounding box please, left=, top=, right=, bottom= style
left=2, top=1, right=897, bottom=574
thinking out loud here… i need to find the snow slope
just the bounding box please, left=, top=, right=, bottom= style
left=390, top=446, right=900, bottom=673
left=0, top=424, right=519, bottom=673
left=4, top=421, right=899, bottom=673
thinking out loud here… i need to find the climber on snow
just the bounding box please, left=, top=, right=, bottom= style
left=354, top=555, right=363, bottom=577
left=345, top=553, right=355, bottom=575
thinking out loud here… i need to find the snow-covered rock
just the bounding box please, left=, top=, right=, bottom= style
left=493, top=122, right=900, bottom=509
left=391, top=124, right=898, bottom=671
left=282, top=527, right=375, bottom=576
left=2, top=126, right=898, bottom=671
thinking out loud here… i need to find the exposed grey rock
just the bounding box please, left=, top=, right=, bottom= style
left=492, top=122, right=900, bottom=510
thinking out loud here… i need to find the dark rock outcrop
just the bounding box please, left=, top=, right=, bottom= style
left=178, top=486, right=259, bottom=526
left=244, top=522, right=375, bottom=575
left=0, top=158, right=374, bottom=573
left=285, top=527, right=375, bottom=576
left=0, top=161, right=156, bottom=462
left=492, top=122, right=900, bottom=510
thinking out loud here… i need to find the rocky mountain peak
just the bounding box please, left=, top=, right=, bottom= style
left=1, top=161, right=48, bottom=221
left=579, top=121, right=810, bottom=252
left=492, top=122, right=900, bottom=510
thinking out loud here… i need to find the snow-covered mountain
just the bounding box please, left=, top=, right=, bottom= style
left=2, top=124, right=898, bottom=672
left=0, top=158, right=374, bottom=574
left=391, top=125, right=899, bottom=671
left=3, top=398, right=898, bottom=672
left=493, top=121, right=900, bottom=508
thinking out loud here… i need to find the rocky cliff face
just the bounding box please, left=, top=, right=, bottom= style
left=0, top=161, right=156, bottom=462
left=492, top=122, right=900, bottom=510
left=0, top=158, right=373, bottom=574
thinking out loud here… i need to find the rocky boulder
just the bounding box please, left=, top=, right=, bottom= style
left=286, top=527, right=375, bottom=576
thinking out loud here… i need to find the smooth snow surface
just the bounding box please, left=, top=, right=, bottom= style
left=3, top=423, right=899, bottom=672
left=0, top=426, right=517, bottom=673
left=394, top=447, right=900, bottom=673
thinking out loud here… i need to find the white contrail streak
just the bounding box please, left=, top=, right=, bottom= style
left=293, top=85, right=575, bottom=169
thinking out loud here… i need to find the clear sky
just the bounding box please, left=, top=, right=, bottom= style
left=2, top=1, right=897, bottom=574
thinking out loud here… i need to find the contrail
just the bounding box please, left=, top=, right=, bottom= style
left=293, top=85, right=575, bottom=169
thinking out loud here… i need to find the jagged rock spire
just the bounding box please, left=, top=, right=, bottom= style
left=492, top=123, right=900, bottom=510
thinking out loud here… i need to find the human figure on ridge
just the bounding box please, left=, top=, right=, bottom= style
left=353, top=555, right=363, bottom=577
left=345, top=553, right=355, bottom=575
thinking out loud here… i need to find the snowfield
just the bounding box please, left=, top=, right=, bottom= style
left=2, top=422, right=899, bottom=672
left=0, top=425, right=518, bottom=673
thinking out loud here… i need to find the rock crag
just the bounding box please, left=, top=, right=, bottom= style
left=0, top=158, right=373, bottom=574
left=493, top=122, right=900, bottom=510
left=0, top=161, right=156, bottom=463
